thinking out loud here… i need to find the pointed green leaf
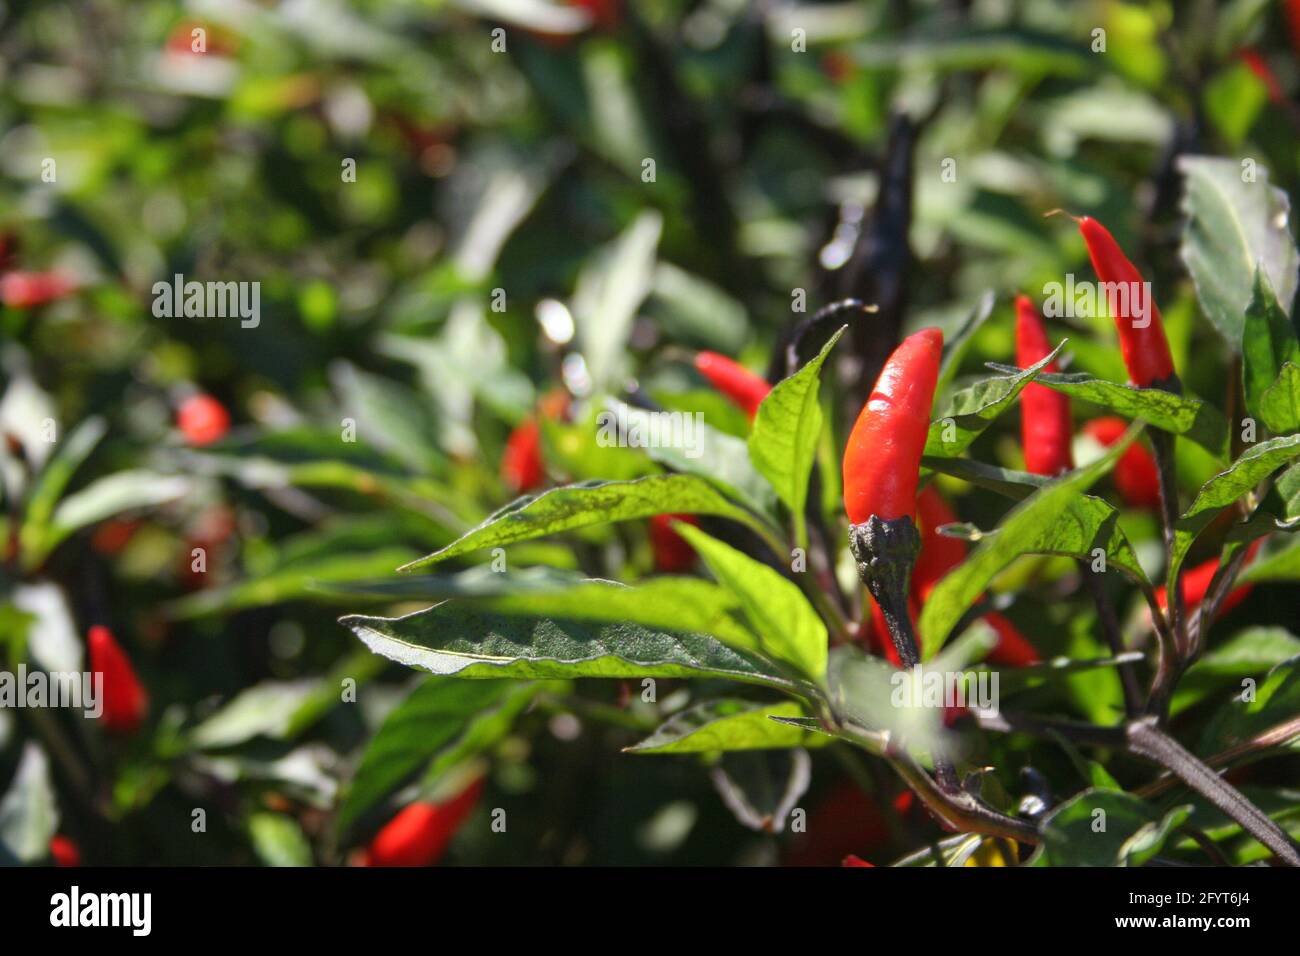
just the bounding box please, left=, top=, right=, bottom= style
left=399, top=475, right=767, bottom=571
left=626, top=700, right=828, bottom=754
left=674, top=523, right=827, bottom=681
left=342, top=602, right=792, bottom=689
left=748, top=326, right=845, bottom=546
left=1000, top=367, right=1229, bottom=459
left=1167, top=434, right=1300, bottom=597
left=1034, top=788, right=1192, bottom=866
left=1242, top=269, right=1300, bottom=432
left=924, top=343, right=1063, bottom=457
left=1258, top=363, right=1300, bottom=436
left=1178, top=156, right=1299, bottom=346
left=918, top=426, right=1145, bottom=657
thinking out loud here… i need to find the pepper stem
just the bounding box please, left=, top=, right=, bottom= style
left=848, top=514, right=959, bottom=792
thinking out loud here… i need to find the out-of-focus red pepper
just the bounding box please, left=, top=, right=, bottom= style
left=1015, top=295, right=1073, bottom=477
left=501, top=420, right=545, bottom=493
left=694, top=351, right=773, bottom=420
left=362, top=777, right=485, bottom=867
left=648, top=514, right=697, bottom=572
left=1077, top=217, right=1175, bottom=388
left=843, top=328, right=944, bottom=524
left=1289, top=0, right=1300, bottom=56
left=788, top=784, right=917, bottom=866
left=1082, top=417, right=1161, bottom=509
left=177, top=393, right=231, bottom=446
left=88, top=625, right=149, bottom=736
left=49, top=835, right=81, bottom=867
left=0, top=271, right=74, bottom=308
left=1155, top=541, right=1262, bottom=619
left=983, top=612, right=1042, bottom=667
left=842, top=854, right=874, bottom=867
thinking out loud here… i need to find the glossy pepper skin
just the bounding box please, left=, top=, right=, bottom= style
left=363, top=777, right=484, bottom=867
left=648, top=514, right=697, bottom=572
left=694, top=351, right=772, bottom=419
left=1083, top=417, right=1161, bottom=509
left=177, top=393, right=230, bottom=446
left=1015, top=296, right=1073, bottom=477
left=1077, top=217, right=1176, bottom=388
left=88, top=625, right=148, bottom=735
left=843, top=328, right=944, bottom=524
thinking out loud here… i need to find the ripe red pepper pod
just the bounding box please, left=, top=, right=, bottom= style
left=1154, top=540, right=1262, bottom=620
left=363, top=776, right=485, bottom=867
left=177, top=393, right=231, bottom=446
left=693, top=351, right=772, bottom=419
left=49, top=835, right=81, bottom=867
left=0, top=271, right=75, bottom=308
left=1014, top=295, right=1074, bottom=477
left=1082, top=417, right=1161, bottom=509
left=88, top=625, right=149, bottom=735
left=1075, top=216, right=1177, bottom=390
left=843, top=330, right=958, bottom=794
left=648, top=513, right=697, bottom=572
left=842, top=327, right=943, bottom=525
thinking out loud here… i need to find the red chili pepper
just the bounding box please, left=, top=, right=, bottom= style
left=501, top=419, right=545, bottom=493
left=983, top=613, right=1041, bottom=668
left=1154, top=541, right=1262, bottom=619
left=911, top=485, right=966, bottom=596
left=0, top=271, right=74, bottom=308
left=49, top=835, right=81, bottom=867
left=1077, top=217, right=1175, bottom=388
left=88, top=625, right=148, bottom=735
left=842, top=328, right=944, bottom=524
left=1290, top=0, right=1300, bottom=55
left=177, top=393, right=230, bottom=446
left=1082, top=417, right=1161, bottom=509
left=363, top=777, right=484, bottom=867
left=1015, top=295, right=1074, bottom=477
left=694, top=351, right=772, bottom=420
left=842, top=854, right=874, bottom=867
left=789, top=784, right=916, bottom=866
left=648, top=513, right=697, bottom=572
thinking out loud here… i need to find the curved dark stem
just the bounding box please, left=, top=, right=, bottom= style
left=1079, top=560, right=1142, bottom=716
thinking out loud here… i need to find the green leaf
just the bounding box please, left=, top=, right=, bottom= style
left=573, top=210, right=662, bottom=391
left=1178, top=156, right=1299, bottom=346
left=248, top=813, right=312, bottom=867
left=0, top=744, right=58, bottom=864
left=626, top=700, right=828, bottom=754
left=748, top=327, right=845, bottom=547
left=1004, top=367, right=1229, bottom=460
left=918, top=426, right=1145, bottom=658
left=604, top=400, right=776, bottom=518
left=924, top=343, right=1063, bottom=457
left=470, top=578, right=758, bottom=661
left=399, top=475, right=767, bottom=571
left=19, top=416, right=106, bottom=542
left=1033, top=788, right=1191, bottom=866
left=1173, top=628, right=1300, bottom=716
left=1168, top=434, right=1300, bottom=597
left=1258, top=363, right=1300, bottom=436
left=342, top=602, right=792, bottom=689
left=1199, top=655, right=1300, bottom=756
left=190, top=681, right=323, bottom=749
left=40, top=471, right=192, bottom=559
left=1241, top=270, right=1300, bottom=433
left=166, top=548, right=420, bottom=619
left=852, top=29, right=1091, bottom=76
left=922, top=457, right=1047, bottom=500
left=674, top=523, right=827, bottom=681
left=337, top=679, right=536, bottom=833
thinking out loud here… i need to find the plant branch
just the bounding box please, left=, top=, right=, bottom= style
left=1079, top=560, right=1142, bottom=716
left=1126, top=717, right=1300, bottom=867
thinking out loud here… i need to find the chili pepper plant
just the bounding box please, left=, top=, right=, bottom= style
left=1, top=0, right=1299, bottom=870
